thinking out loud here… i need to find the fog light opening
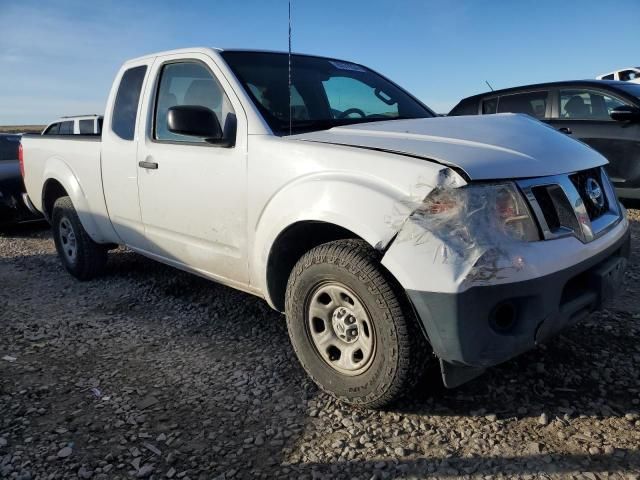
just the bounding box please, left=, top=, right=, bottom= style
left=491, top=302, right=516, bottom=332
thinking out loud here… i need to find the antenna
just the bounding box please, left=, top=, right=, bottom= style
left=288, top=0, right=292, bottom=136
left=485, top=80, right=494, bottom=91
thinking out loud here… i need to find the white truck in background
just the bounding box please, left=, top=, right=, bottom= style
left=21, top=47, right=630, bottom=408
left=597, top=67, right=640, bottom=83
left=42, top=115, right=103, bottom=135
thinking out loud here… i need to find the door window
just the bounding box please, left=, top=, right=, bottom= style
left=559, top=89, right=629, bottom=120
left=496, top=91, right=548, bottom=119
left=154, top=62, right=235, bottom=143
left=112, top=65, right=147, bottom=141
left=482, top=98, right=498, bottom=114
left=601, top=74, right=614, bottom=80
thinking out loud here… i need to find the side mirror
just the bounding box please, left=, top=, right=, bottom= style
left=610, top=105, right=640, bottom=123
left=167, top=105, right=227, bottom=144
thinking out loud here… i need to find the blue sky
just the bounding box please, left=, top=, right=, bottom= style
left=1, top=0, right=639, bottom=124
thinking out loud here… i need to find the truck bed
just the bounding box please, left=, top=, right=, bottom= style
left=21, top=134, right=116, bottom=243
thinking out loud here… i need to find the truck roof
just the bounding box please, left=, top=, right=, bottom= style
left=123, top=47, right=346, bottom=65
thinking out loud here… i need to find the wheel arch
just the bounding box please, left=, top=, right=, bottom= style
left=266, top=220, right=368, bottom=311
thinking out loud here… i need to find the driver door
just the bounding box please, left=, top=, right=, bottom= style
left=136, top=54, right=249, bottom=285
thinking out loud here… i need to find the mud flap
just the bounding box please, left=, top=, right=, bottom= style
left=439, top=359, right=485, bottom=388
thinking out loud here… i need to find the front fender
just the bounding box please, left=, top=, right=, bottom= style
left=251, top=170, right=442, bottom=303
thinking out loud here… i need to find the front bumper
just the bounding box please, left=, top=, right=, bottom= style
left=406, top=224, right=630, bottom=386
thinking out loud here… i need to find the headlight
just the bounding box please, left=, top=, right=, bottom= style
left=415, top=182, right=540, bottom=244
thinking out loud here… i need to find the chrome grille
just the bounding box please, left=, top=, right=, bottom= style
left=518, top=167, right=621, bottom=243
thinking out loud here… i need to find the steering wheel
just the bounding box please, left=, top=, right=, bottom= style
left=338, top=108, right=366, bottom=119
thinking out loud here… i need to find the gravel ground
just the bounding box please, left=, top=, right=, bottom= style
left=1, top=211, right=640, bottom=480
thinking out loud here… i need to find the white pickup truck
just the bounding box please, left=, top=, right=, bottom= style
left=21, top=48, right=630, bottom=408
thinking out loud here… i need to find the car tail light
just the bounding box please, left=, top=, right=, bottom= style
left=18, top=143, right=25, bottom=178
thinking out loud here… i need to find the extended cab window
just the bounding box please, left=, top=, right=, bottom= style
left=112, top=65, right=147, bottom=141
left=154, top=62, right=235, bottom=143
left=559, top=89, right=629, bottom=120
left=496, top=91, right=548, bottom=119
left=79, top=119, right=94, bottom=134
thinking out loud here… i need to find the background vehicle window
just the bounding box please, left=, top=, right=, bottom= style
left=112, top=65, right=147, bottom=141
left=482, top=98, right=498, bottom=114
left=79, top=119, right=94, bottom=134
left=448, top=99, right=478, bottom=116
left=44, top=123, right=60, bottom=135
left=496, top=91, right=548, bottom=119
left=59, top=121, right=74, bottom=135
left=619, top=70, right=640, bottom=82
left=602, top=74, right=615, bottom=80
left=154, top=62, right=235, bottom=143
left=97, top=117, right=103, bottom=133
left=323, top=77, right=399, bottom=118
left=559, top=89, right=629, bottom=120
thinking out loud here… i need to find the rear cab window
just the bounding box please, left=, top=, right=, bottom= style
left=112, top=65, right=147, bottom=140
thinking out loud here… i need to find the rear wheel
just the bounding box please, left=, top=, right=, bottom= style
left=285, top=239, right=429, bottom=408
left=52, top=196, right=107, bottom=280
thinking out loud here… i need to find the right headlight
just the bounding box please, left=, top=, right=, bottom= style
left=414, top=182, right=540, bottom=245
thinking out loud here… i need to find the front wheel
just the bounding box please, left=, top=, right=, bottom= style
left=285, top=239, right=429, bottom=409
left=52, top=196, right=108, bottom=280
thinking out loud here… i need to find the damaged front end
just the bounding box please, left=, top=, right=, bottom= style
left=381, top=167, right=630, bottom=388
left=386, top=168, right=539, bottom=290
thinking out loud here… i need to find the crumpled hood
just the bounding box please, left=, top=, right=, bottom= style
left=291, top=114, right=607, bottom=180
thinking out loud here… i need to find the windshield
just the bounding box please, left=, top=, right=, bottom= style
left=618, top=84, right=640, bottom=101
left=221, top=51, right=434, bottom=135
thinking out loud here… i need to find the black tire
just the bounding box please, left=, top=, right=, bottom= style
left=51, top=196, right=108, bottom=280
left=285, top=239, right=430, bottom=409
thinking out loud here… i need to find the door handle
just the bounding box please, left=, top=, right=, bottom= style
left=139, top=161, right=158, bottom=170
left=558, top=127, right=572, bottom=134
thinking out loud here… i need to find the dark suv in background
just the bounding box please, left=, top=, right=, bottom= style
left=450, top=80, right=640, bottom=199
left=0, top=134, right=41, bottom=227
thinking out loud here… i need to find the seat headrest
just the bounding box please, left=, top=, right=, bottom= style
left=184, top=79, right=221, bottom=111
left=564, top=96, right=589, bottom=117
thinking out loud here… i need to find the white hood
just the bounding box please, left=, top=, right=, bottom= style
left=291, top=113, right=607, bottom=180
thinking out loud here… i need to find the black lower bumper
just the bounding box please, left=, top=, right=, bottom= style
left=0, top=193, right=41, bottom=225
left=407, top=227, right=631, bottom=386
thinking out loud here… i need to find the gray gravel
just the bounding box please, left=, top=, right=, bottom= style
left=1, top=211, right=640, bottom=480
